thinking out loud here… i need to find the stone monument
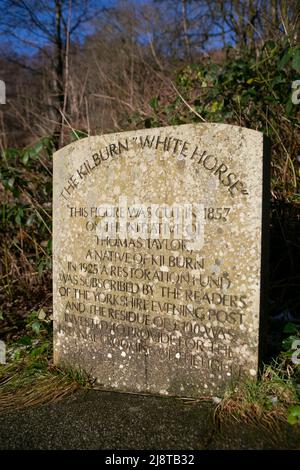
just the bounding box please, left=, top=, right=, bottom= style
left=53, top=123, right=269, bottom=397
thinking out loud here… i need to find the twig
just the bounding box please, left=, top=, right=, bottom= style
left=170, top=82, right=206, bottom=122
left=59, top=110, right=81, bottom=140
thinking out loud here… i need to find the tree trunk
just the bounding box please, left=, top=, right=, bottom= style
left=52, top=0, right=65, bottom=148
left=181, top=0, right=192, bottom=61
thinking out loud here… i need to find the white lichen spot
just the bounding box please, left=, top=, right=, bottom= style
left=212, top=396, right=222, bottom=404
left=121, top=351, right=126, bottom=357
left=107, top=353, right=112, bottom=359
left=249, top=368, right=257, bottom=376
left=160, top=265, right=169, bottom=272
left=174, top=330, right=182, bottom=338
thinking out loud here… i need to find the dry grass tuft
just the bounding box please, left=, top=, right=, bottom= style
left=0, top=373, right=79, bottom=413
left=0, top=344, right=90, bottom=413
left=214, top=361, right=299, bottom=431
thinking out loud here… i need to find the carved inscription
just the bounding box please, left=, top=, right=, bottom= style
left=53, top=124, right=267, bottom=396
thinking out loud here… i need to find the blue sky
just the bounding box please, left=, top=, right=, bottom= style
left=0, top=0, right=118, bottom=56
left=0, top=0, right=227, bottom=59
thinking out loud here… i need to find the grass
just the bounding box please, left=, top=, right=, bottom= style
left=214, top=357, right=300, bottom=431
left=0, top=332, right=92, bottom=414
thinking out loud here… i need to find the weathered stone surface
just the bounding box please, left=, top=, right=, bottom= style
left=53, top=123, right=269, bottom=397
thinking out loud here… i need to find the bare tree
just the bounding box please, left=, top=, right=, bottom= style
left=0, top=0, right=103, bottom=147
left=209, top=0, right=300, bottom=51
